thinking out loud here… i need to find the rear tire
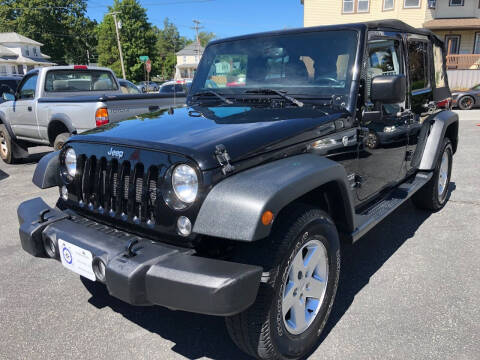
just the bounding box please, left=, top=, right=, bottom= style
left=226, top=205, right=341, bottom=360
left=53, top=132, right=70, bottom=151
left=0, top=124, right=15, bottom=164
left=412, top=138, right=453, bottom=211
left=458, top=95, right=474, bottom=110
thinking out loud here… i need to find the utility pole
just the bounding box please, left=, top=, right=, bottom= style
left=107, top=11, right=126, bottom=79
left=191, top=19, right=203, bottom=45
left=191, top=20, right=204, bottom=79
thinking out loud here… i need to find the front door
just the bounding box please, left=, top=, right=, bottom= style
left=9, top=73, right=39, bottom=139
left=356, top=35, right=409, bottom=202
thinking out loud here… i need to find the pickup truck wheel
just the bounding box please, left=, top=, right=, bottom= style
left=412, top=138, right=453, bottom=211
left=225, top=206, right=340, bottom=360
left=0, top=124, right=14, bottom=164
left=53, top=132, right=70, bottom=151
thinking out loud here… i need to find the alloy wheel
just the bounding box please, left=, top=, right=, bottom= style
left=437, top=148, right=450, bottom=202
left=282, top=239, right=329, bottom=335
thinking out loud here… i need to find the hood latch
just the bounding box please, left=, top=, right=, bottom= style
left=215, top=144, right=235, bottom=175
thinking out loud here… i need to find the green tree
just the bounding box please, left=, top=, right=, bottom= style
left=155, top=18, right=190, bottom=80
left=96, top=0, right=157, bottom=81
left=0, top=0, right=96, bottom=65
left=197, top=31, right=216, bottom=47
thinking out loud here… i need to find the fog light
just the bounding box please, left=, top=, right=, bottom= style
left=177, top=216, right=192, bottom=237
left=92, top=258, right=106, bottom=282
left=61, top=186, right=68, bottom=201
left=43, top=237, right=57, bottom=258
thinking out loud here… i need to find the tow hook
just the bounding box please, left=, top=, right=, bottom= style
left=124, top=239, right=139, bottom=258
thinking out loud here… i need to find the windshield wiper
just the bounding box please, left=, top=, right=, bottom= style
left=244, top=88, right=304, bottom=107
left=192, top=90, right=233, bottom=104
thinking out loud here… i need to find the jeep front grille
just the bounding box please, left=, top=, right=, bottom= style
left=72, top=155, right=159, bottom=225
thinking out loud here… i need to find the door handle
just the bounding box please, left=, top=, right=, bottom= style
left=27, top=106, right=32, bottom=111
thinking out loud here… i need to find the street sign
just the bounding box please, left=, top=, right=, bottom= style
left=146, top=59, right=151, bottom=73
left=139, top=55, right=149, bottom=62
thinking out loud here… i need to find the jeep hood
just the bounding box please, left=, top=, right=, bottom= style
left=70, top=105, right=348, bottom=170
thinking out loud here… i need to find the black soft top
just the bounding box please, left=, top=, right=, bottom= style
left=210, top=19, right=440, bottom=45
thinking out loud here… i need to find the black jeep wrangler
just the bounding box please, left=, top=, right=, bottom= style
left=18, top=20, right=458, bottom=360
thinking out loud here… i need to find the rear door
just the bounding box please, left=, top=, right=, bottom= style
left=9, top=72, right=39, bottom=139
left=356, top=33, right=409, bottom=202
left=405, top=35, right=434, bottom=171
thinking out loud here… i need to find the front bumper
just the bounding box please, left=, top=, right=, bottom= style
left=18, top=197, right=262, bottom=316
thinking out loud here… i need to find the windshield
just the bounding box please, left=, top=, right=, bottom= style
left=45, top=70, right=118, bottom=92
left=191, top=30, right=358, bottom=99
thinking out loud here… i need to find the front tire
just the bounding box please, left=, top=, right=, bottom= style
left=226, top=206, right=341, bottom=360
left=412, top=138, right=453, bottom=211
left=0, top=124, right=15, bottom=164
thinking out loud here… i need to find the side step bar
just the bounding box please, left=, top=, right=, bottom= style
left=352, top=172, right=433, bottom=242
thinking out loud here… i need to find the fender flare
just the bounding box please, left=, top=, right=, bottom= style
left=32, top=151, right=61, bottom=189
left=193, top=154, right=355, bottom=241
left=47, top=114, right=76, bottom=143
left=418, top=110, right=459, bottom=171
left=0, top=110, right=16, bottom=139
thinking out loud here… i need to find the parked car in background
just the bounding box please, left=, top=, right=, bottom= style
left=137, top=81, right=159, bottom=93
left=451, top=84, right=480, bottom=110
left=158, top=80, right=187, bottom=96
left=118, top=79, right=141, bottom=94
left=0, top=75, right=22, bottom=104
left=0, top=66, right=190, bottom=163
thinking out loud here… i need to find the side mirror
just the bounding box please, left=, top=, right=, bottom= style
left=371, top=74, right=406, bottom=104
left=2, top=92, right=15, bottom=102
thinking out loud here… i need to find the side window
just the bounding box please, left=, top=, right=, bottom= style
left=367, top=39, right=403, bottom=100
left=18, top=74, right=38, bottom=100
left=433, top=44, right=446, bottom=88
left=407, top=40, right=430, bottom=92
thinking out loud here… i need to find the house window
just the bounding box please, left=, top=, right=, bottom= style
left=33, top=47, right=38, bottom=57
left=474, top=33, right=480, bottom=54
left=343, top=0, right=354, bottom=13
left=343, top=0, right=369, bottom=13
left=183, top=56, right=186, bottom=64
left=383, top=0, right=395, bottom=10
left=445, top=35, right=460, bottom=54
left=358, top=0, right=369, bottom=12
left=404, top=0, right=421, bottom=8
left=0, top=65, right=6, bottom=75
left=25, top=47, right=30, bottom=56
left=449, top=0, right=464, bottom=6
left=428, top=0, right=436, bottom=8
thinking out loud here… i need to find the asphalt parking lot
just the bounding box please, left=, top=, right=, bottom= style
left=0, top=111, right=479, bottom=360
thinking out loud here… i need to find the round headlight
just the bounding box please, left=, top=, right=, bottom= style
left=172, top=164, right=198, bottom=204
left=64, top=148, right=77, bottom=177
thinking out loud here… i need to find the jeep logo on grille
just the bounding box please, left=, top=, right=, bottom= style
left=107, top=148, right=124, bottom=159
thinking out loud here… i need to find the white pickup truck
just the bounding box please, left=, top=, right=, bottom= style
left=0, top=66, right=186, bottom=163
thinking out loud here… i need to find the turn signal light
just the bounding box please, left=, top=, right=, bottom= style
left=95, top=108, right=109, bottom=127
left=261, top=210, right=274, bottom=226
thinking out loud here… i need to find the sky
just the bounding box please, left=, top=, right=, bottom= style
left=86, top=0, right=305, bottom=41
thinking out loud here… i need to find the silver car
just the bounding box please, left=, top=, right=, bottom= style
left=452, top=84, right=480, bottom=110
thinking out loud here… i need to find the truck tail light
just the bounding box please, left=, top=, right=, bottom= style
left=74, top=65, right=88, bottom=70
left=95, top=108, right=109, bottom=127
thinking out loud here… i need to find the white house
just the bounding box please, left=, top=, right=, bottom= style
left=174, top=42, right=204, bottom=80
left=0, top=32, right=54, bottom=76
